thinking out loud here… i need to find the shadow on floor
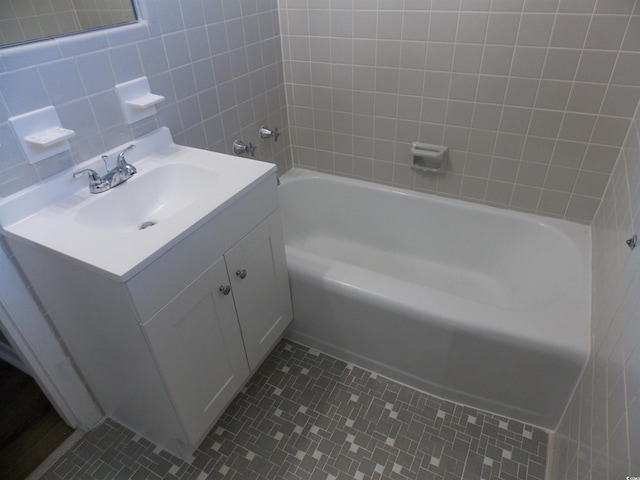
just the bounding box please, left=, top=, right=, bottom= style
left=0, top=360, right=74, bottom=480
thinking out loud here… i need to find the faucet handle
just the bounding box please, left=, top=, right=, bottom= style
left=73, top=168, right=111, bottom=193
left=101, top=155, right=110, bottom=172
left=233, top=140, right=257, bottom=157
left=117, top=144, right=135, bottom=165
left=73, top=168, right=101, bottom=182
left=259, top=125, right=280, bottom=142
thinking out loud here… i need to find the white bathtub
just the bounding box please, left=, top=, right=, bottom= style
left=279, top=168, right=591, bottom=430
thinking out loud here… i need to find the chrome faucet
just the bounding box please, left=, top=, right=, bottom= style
left=233, top=140, right=256, bottom=156
left=117, top=144, right=137, bottom=177
left=259, top=125, right=280, bottom=142
left=72, top=168, right=110, bottom=194
left=73, top=144, right=137, bottom=194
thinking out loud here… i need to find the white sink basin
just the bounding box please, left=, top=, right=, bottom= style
left=75, top=163, right=217, bottom=232
left=0, top=127, right=276, bottom=280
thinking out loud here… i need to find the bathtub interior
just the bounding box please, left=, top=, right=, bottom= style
left=279, top=171, right=587, bottom=312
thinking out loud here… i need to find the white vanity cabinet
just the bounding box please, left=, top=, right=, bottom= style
left=4, top=170, right=293, bottom=460
left=137, top=210, right=293, bottom=447
left=140, top=257, right=250, bottom=447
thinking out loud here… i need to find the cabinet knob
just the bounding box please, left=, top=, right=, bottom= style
left=219, top=285, right=231, bottom=295
left=236, top=269, right=247, bottom=279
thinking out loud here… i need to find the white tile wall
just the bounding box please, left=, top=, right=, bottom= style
left=0, top=0, right=291, bottom=197
left=548, top=99, right=640, bottom=479
left=280, top=0, right=640, bottom=223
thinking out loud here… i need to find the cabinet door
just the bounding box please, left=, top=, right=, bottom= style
left=225, top=211, right=293, bottom=370
left=141, top=257, right=250, bottom=445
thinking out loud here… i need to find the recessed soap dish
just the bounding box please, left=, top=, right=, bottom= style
left=410, top=142, right=448, bottom=173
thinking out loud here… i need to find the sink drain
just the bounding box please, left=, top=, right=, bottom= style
left=139, top=221, right=156, bottom=230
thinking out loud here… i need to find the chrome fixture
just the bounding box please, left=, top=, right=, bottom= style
left=627, top=234, right=638, bottom=251
left=72, top=168, right=109, bottom=194
left=259, top=125, right=280, bottom=142
left=73, top=144, right=137, bottom=194
left=233, top=140, right=256, bottom=156
left=116, top=144, right=137, bottom=177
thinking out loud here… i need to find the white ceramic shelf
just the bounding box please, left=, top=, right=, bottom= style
left=116, top=77, right=165, bottom=124
left=25, top=126, right=75, bottom=148
left=9, top=106, right=75, bottom=164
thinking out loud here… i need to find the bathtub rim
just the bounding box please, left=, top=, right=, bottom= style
left=279, top=167, right=592, bottom=245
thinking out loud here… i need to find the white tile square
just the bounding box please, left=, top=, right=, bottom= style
left=510, top=46, right=546, bottom=77
left=486, top=13, right=520, bottom=44
left=377, top=11, right=403, bottom=40
left=517, top=13, right=555, bottom=46
left=504, top=77, right=538, bottom=107
left=535, top=80, right=571, bottom=110
left=428, top=12, right=458, bottom=42
left=480, top=45, right=514, bottom=75
left=476, top=75, right=508, bottom=104
left=585, top=15, right=628, bottom=51
left=576, top=50, right=618, bottom=83
left=426, top=42, right=455, bottom=71
left=550, top=14, right=591, bottom=48
left=449, top=74, right=478, bottom=101
left=456, top=12, right=489, bottom=43
left=543, top=48, right=582, bottom=80
left=401, top=12, right=430, bottom=42
left=452, top=44, right=483, bottom=74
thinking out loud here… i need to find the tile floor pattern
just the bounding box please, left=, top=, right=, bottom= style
left=41, top=341, right=547, bottom=480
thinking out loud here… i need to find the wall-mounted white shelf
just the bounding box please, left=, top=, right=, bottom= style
left=116, top=77, right=165, bottom=124
left=25, top=126, right=75, bottom=148
left=9, top=107, right=75, bottom=164
left=126, top=93, right=165, bottom=110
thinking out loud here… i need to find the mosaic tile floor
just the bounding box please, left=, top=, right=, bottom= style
left=40, top=340, right=547, bottom=480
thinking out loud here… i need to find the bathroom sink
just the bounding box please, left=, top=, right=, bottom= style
left=0, top=127, right=276, bottom=280
left=75, top=163, right=216, bottom=232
